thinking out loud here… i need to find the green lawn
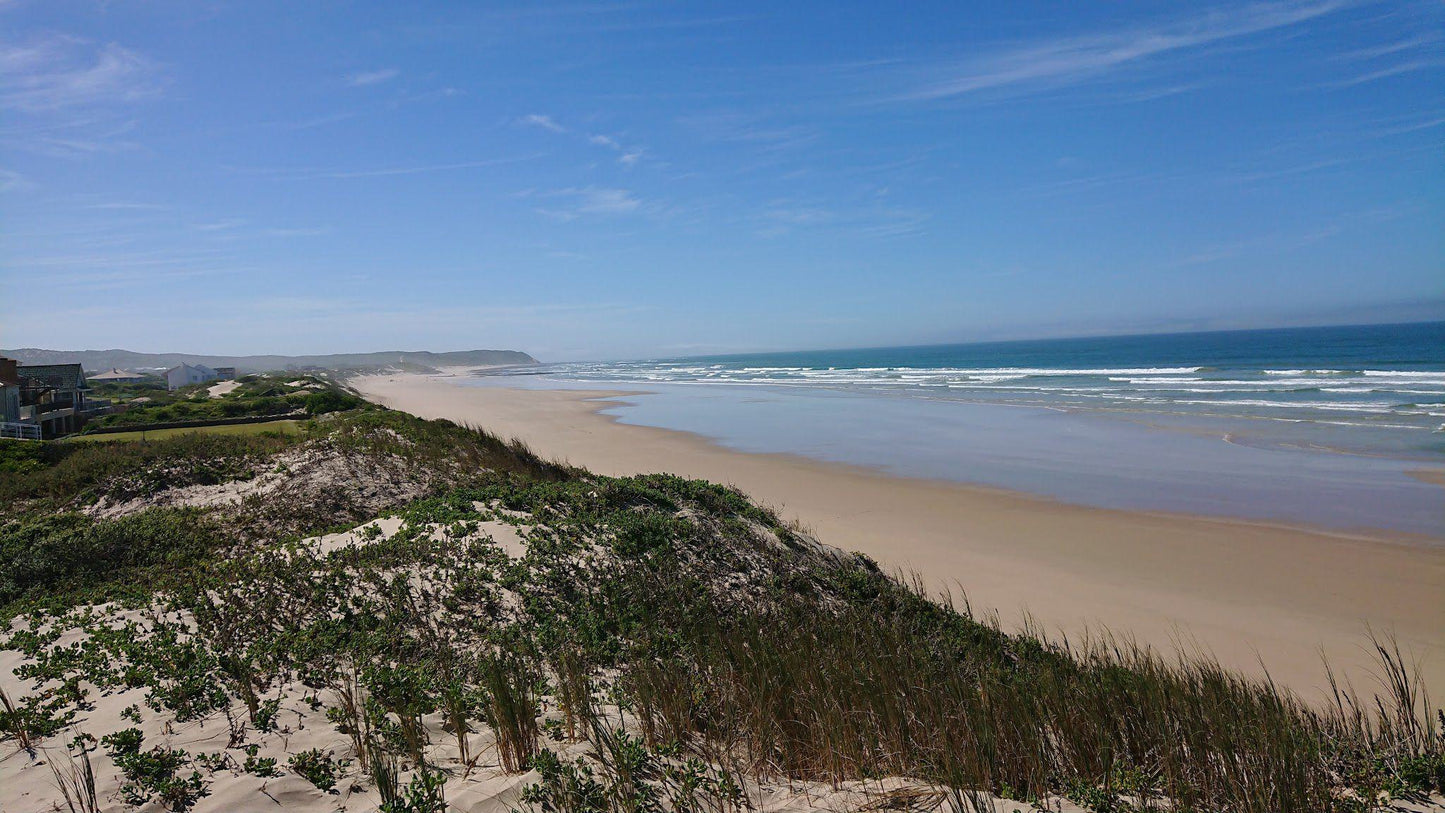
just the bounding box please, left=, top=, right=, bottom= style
left=68, top=419, right=304, bottom=443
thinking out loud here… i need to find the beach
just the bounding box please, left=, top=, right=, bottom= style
left=355, top=372, right=1445, bottom=702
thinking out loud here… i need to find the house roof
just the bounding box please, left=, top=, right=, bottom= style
left=18, top=363, right=89, bottom=391
left=166, top=363, right=217, bottom=376
left=90, top=368, right=144, bottom=380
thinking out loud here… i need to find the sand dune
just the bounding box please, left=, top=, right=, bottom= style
left=353, top=373, right=1445, bottom=702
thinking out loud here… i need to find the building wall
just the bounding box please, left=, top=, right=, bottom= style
left=0, top=358, right=18, bottom=423
left=0, top=384, right=18, bottom=423
left=166, top=364, right=219, bottom=390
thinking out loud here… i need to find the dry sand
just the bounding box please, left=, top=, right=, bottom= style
left=206, top=380, right=241, bottom=397
left=354, top=373, right=1445, bottom=702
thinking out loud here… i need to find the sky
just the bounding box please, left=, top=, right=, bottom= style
left=1, top=1, right=1442, bottom=361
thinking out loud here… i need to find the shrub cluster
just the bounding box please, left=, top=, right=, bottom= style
left=88, top=373, right=372, bottom=429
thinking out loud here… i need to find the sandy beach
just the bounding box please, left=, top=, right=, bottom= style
left=355, top=372, right=1445, bottom=702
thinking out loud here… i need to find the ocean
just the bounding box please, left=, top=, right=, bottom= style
left=477, top=321, right=1445, bottom=537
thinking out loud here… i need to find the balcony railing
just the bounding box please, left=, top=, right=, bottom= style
left=0, top=422, right=41, bottom=440
left=22, top=399, right=77, bottom=417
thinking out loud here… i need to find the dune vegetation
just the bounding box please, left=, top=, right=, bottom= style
left=0, top=382, right=1440, bottom=813
left=84, top=373, right=368, bottom=431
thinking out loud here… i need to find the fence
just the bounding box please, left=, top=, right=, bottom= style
left=0, top=421, right=42, bottom=440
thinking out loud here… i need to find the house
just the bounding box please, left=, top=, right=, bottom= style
left=90, top=367, right=146, bottom=383
left=214, top=367, right=237, bottom=380
left=15, top=362, right=96, bottom=438
left=165, top=363, right=220, bottom=390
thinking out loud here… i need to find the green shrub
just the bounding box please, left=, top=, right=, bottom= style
left=523, top=749, right=607, bottom=813
left=612, top=512, right=684, bottom=557
left=0, top=440, right=46, bottom=476
left=289, top=748, right=346, bottom=792
left=103, top=727, right=208, bottom=811
left=381, top=767, right=447, bottom=813
left=304, top=389, right=364, bottom=415
left=253, top=698, right=280, bottom=732
left=0, top=508, right=222, bottom=613
left=243, top=745, right=281, bottom=777
left=1, top=431, right=295, bottom=508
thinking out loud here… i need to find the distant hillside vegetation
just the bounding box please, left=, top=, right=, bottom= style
left=0, top=348, right=539, bottom=374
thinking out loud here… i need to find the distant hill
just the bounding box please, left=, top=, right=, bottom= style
left=0, top=348, right=539, bottom=375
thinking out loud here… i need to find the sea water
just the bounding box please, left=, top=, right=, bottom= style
left=477, top=321, right=1445, bottom=538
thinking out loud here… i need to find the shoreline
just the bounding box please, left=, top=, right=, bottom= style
left=353, top=372, right=1445, bottom=701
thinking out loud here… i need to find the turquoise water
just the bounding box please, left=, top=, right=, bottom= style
left=479, top=322, right=1445, bottom=537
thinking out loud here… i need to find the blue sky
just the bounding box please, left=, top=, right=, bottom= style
left=1, top=1, right=1441, bottom=361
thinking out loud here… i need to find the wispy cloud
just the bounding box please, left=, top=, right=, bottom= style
left=520, top=113, right=566, bottom=132
left=193, top=218, right=247, bottom=232
left=1218, top=156, right=1351, bottom=186
left=269, top=111, right=360, bottom=130
left=1161, top=219, right=1365, bottom=270
left=244, top=297, right=644, bottom=323
left=893, top=0, right=1351, bottom=103
left=755, top=198, right=928, bottom=239
left=85, top=201, right=170, bottom=211
left=1337, top=33, right=1440, bottom=62
left=588, top=131, right=647, bottom=166
left=1325, top=58, right=1444, bottom=88
left=0, top=35, right=160, bottom=159
left=1366, top=114, right=1445, bottom=138
left=346, top=67, right=399, bottom=87
left=678, top=111, right=818, bottom=151
left=6, top=246, right=249, bottom=290
left=521, top=113, right=647, bottom=165
left=0, top=167, right=27, bottom=193
left=233, top=154, right=543, bottom=181
left=535, top=186, right=642, bottom=219
left=20, top=118, right=142, bottom=158
left=761, top=205, right=835, bottom=227
left=314, top=158, right=538, bottom=180
left=0, top=35, right=160, bottom=112
left=591, top=14, right=760, bottom=33
left=264, top=226, right=330, bottom=237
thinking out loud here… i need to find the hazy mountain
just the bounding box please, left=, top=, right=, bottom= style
left=0, top=348, right=539, bottom=374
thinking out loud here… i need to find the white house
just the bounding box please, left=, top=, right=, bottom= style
left=165, top=363, right=220, bottom=391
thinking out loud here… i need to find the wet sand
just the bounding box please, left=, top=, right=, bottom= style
left=354, top=373, right=1445, bottom=702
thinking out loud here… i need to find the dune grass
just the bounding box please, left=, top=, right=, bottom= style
left=620, top=568, right=1443, bottom=812
left=66, top=419, right=304, bottom=443
left=1, top=430, right=302, bottom=510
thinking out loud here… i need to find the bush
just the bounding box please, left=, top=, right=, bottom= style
left=612, top=513, right=685, bottom=557
left=102, top=728, right=208, bottom=811
left=289, top=748, right=346, bottom=792
left=381, top=767, right=447, bottom=813
left=0, top=431, right=295, bottom=508
left=304, top=389, right=365, bottom=415
left=0, top=508, right=222, bottom=613
left=0, top=440, right=46, bottom=476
